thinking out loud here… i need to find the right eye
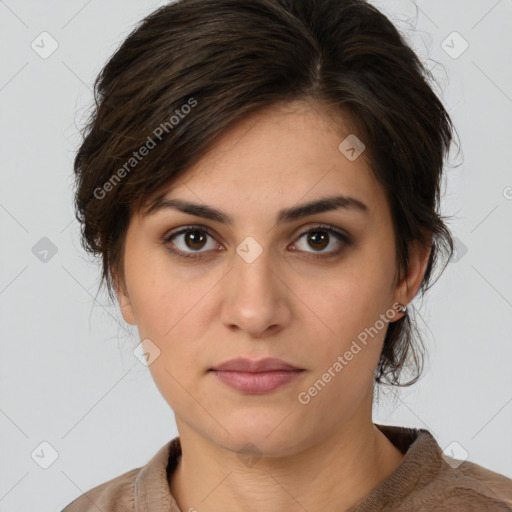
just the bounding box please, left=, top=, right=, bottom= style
left=163, top=226, right=222, bottom=260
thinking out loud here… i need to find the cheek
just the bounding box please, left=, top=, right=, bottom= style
left=294, top=281, right=387, bottom=418
left=139, top=286, right=211, bottom=414
left=295, top=259, right=394, bottom=380
left=124, top=244, right=204, bottom=338
left=314, top=267, right=394, bottom=340
left=127, top=260, right=216, bottom=371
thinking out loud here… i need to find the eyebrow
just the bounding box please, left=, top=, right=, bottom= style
left=143, top=194, right=369, bottom=225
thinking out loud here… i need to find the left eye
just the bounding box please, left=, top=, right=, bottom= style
left=293, top=226, right=350, bottom=256
left=163, top=225, right=351, bottom=260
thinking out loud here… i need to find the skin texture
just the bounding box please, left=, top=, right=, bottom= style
left=116, top=99, right=431, bottom=512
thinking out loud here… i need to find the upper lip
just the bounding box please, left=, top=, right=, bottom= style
left=210, top=357, right=303, bottom=372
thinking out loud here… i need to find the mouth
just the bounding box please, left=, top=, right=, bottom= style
left=208, top=357, right=305, bottom=393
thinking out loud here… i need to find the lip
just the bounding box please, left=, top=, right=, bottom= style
left=208, top=357, right=305, bottom=393
left=209, top=357, right=302, bottom=372
left=210, top=369, right=304, bottom=393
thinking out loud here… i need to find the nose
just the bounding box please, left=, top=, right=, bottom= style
left=220, top=243, right=292, bottom=338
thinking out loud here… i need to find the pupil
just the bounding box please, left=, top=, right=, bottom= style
left=309, top=230, right=328, bottom=251
left=187, top=230, right=206, bottom=250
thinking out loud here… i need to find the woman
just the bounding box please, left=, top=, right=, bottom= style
left=62, top=0, right=512, bottom=510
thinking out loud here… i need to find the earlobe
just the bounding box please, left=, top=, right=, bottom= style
left=394, top=234, right=432, bottom=316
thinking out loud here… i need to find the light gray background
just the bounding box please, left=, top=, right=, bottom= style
left=0, top=0, right=511, bottom=510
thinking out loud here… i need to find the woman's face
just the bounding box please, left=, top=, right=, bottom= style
left=116, top=99, right=424, bottom=456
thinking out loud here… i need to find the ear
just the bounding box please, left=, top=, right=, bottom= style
left=393, top=231, right=432, bottom=319
left=114, top=275, right=137, bottom=326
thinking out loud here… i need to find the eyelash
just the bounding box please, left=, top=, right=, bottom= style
left=162, top=224, right=352, bottom=261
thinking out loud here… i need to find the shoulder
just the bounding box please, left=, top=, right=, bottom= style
left=409, top=455, right=512, bottom=511
left=60, top=437, right=180, bottom=512
left=60, top=467, right=140, bottom=512
left=368, top=425, right=512, bottom=512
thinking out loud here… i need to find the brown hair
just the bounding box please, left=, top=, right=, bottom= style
left=73, top=0, right=458, bottom=386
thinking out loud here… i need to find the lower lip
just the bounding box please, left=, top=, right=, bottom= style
left=210, top=370, right=304, bottom=393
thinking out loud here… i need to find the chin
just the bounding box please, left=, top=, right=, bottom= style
left=211, top=420, right=307, bottom=460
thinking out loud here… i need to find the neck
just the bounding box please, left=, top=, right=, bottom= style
left=169, top=418, right=404, bottom=512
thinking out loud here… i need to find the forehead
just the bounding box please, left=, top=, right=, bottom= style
left=139, top=99, right=386, bottom=223
left=190, top=99, right=360, bottom=173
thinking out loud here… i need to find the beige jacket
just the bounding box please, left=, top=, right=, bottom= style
left=61, top=424, right=512, bottom=511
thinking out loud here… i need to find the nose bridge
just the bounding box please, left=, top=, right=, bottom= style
left=221, top=234, right=290, bottom=334
left=232, top=234, right=275, bottom=294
